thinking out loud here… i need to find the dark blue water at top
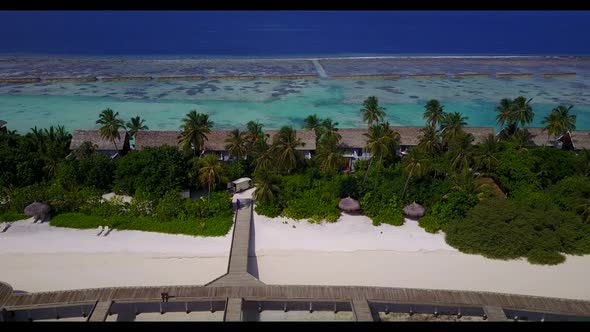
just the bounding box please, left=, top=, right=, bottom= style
left=1, top=11, right=590, bottom=57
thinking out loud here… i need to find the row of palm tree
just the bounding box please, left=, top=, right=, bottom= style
left=494, top=96, right=577, bottom=141
left=95, top=109, right=148, bottom=151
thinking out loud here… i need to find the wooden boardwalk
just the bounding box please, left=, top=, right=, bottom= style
left=206, top=199, right=264, bottom=288
left=0, top=282, right=12, bottom=308
left=4, top=285, right=590, bottom=319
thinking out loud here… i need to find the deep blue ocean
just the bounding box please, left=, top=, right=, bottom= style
left=1, top=11, right=590, bottom=57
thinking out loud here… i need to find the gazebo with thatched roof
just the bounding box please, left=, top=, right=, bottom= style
left=403, top=202, right=425, bottom=220
left=24, top=202, right=51, bottom=223
left=338, top=196, right=361, bottom=213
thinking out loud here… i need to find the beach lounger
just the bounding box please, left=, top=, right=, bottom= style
left=0, top=223, right=5, bottom=232
left=96, top=225, right=104, bottom=236
left=103, top=226, right=110, bottom=237
left=1, top=223, right=10, bottom=233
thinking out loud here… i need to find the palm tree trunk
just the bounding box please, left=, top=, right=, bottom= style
left=401, top=168, right=414, bottom=200
left=207, top=180, right=211, bottom=204
left=113, top=139, right=119, bottom=153
left=363, top=155, right=374, bottom=185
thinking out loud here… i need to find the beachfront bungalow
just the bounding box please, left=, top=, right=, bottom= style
left=525, top=128, right=590, bottom=151
left=266, top=129, right=316, bottom=160
left=69, top=129, right=130, bottom=158
left=202, top=130, right=232, bottom=161
left=338, top=128, right=369, bottom=172
left=0, top=120, right=6, bottom=133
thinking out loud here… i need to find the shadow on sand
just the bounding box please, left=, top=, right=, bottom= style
left=247, top=201, right=260, bottom=279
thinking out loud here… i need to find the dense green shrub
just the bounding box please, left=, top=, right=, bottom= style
left=113, top=146, right=189, bottom=197
left=549, top=176, right=590, bottom=212
left=92, top=196, right=129, bottom=218
left=530, top=148, right=577, bottom=187
left=419, top=190, right=479, bottom=233
left=223, top=161, right=246, bottom=182
left=445, top=198, right=590, bottom=265
left=77, top=154, right=115, bottom=190
left=494, top=147, right=541, bottom=195
left=0, top=133, right=45, bottom=188
left=0, top=212, right=29, bottom=221
left=154, top=190, right=185, bottom=221
left=360, top=192, right=404, bottom=226
left=281, top=190, right=340, bottom=223
left=50, top=212, right=233, bottom=237
left=8, top=183, right=49, bottom=212
left=255, top=202, right=282, bottom=218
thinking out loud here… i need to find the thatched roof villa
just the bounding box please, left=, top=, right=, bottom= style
left=69, top=130, right=130, bottom=157
left=0, top=120, right=6, bottom=133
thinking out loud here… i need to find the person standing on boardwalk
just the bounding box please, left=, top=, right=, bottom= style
left=236, top=199, right=241, bottom=210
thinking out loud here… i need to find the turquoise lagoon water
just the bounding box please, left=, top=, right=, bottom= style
left=2, top=57, right=590, bottom=133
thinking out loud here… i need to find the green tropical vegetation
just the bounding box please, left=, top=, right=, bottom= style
left=1, top=96, right=590, bottom=264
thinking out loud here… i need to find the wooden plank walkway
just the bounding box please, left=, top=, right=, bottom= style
left=0, top=282, right=13, bottom=308
left=4, top=285, right=590, bottom=318
left=224, top=298, right=243, bottom=321
left=352, top=299, right=374, bottom=321
left=483, top=306, right=509, bottom=321
left=206, top=199, right=264, bottom=287
left=88, top=301, right=112, bottom=322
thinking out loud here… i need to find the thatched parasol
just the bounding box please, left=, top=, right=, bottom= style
left=403, top=202, right=425, bottom=219
left=24, top=202, right=50, bottom=223
left=338, top=196, right=360, bottom=212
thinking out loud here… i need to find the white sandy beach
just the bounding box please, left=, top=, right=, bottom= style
left=0, top=187, right=589, bottom=301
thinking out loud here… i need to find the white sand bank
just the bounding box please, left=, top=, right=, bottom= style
left=0, top=218, right=232, bottom=292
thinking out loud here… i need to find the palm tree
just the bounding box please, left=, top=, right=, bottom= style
left=495, top=98, right=514, bottom=128
left=27, top=125, right=72, bottom=177
left=253, top=170, right=280, bottom=205
left=447, top=131, right=474, bottom=172
left=541, top=105, right=576, bottom=139
left=253, top=149, right=273, bottom=173
left=269, top=126, right=304, bottom=174
left=315, top=144, right=344, bottom=175
left=441, top=112, right=468, bottom=144
left=511, top=128, right=533, bottom=150
left=178, top=110, right=214, bottom=156
left=315, top=124, right=344, bottom=175
left=198, top=155, right=223, bottom=203
left=511, top=96, right=534, bottom=129
left=360, top=96, right=386, bottom=126
left=364, top=122, right=400, bottom=162
left=303, top=114, right=324, bottom=142
left=417, top=125, right=441, bottom=155
left=126, top=116, right=148, bottom=139
left=319, top=118, right=342, bottom=146
left=245, top=120, right=265, bottom=143
left=401, top=148, right=431, bottom=199
left=224, top=129, right=247, bottom=161
left=96, top=108, right=125, bottom=151
left=474, top=134, right=500, bottom=173
left=423, top=99, right=445, bottom=129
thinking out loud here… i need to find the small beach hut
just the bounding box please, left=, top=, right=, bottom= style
left=24, top=202, right=51, bottom=223
left=403, top=202, right=425, bottom=219
left=338, top=197, right=361, bottom=213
